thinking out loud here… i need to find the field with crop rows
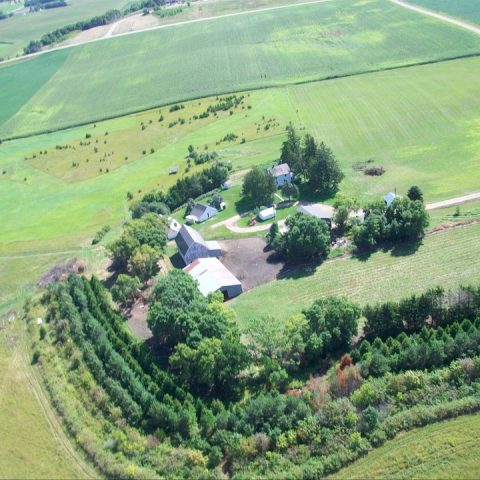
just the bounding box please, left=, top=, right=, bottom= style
left=330, top=414, right=480, bottom=480
left=231, top=222, right=480, bottom=330
left=1, top=0, right=480, bottom=138
left=0, top=0, right=129, bottom=59
left=410, top=0, right=480, bottom=25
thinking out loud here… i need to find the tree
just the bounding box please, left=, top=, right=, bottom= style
left=127, top=244, right=159, bottom=282
left=278, top=212, right=330, bottom=263
left=334, top=206, right=349, bottom=234
left=407, top=185, right=423, bottom=202
left=281, top=182, right=299, bottom=200
left=386, top=197, right=429, bottom=242
left=280, top=123, right=302, bottom=174
left=352, top=213, right=387, bottom=251
left=302, top=296, right=361, bottom=359
left=266, top=222, right=281, bottom=249
left=305, top=142, right=344, bottom=195
left=148, top=270, right=232, bottom=349
left=111, top=274, right=141, bottom=305
left=107, top=234, right=140, bottom=270
left=125, top=213, right=167, bottom=251
left=170, top=330, right=250, bottom=398
left=242, top=167, right=276, bottom=207
left=210, top=194, right=224, bottom=210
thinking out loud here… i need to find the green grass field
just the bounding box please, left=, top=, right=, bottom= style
left=411, top=0, right=480, bottom=25
left=330, top=414, right=480, bottom=480
left=0, top=0, right=129, bottom=59
left=1, top=0, right=480, bottom=138
left=231, top=221, right=480, bottom=330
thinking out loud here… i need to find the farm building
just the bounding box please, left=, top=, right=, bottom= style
left=384, top=192, right=401, bottom=206
left=184, top=257, right=242, bottom=299
left=169, top=165, right=179, bottom=175
left=175, top=224, right=221, bottom=265
left=267, top=163, right=294, bottom=187
left=298, top=203, right=335, bottom=226
left=222, top=180, right=234, bottom=190
left=258, top=207, right=276, bottom=221
left=187, top=203, right=218, bottom=223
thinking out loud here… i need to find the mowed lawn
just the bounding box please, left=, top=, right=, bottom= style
left=0, top=0, right=130, bottom=59
left=410, top=0, right=480, bottom=25
left=330, top=414, right=480, bottom=480
left=231, top=222, right=480, bottom=330
left=2, top=0, right=480, bottom=137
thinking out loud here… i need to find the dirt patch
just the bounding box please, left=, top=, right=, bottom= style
left=112, top=14, right=160, bottom=35
left=37, top=258, right=85, bottom=288
left=219, top=237, right=286, bottom=291
left=61, top=25, right=111, bottom=46
left=127, top=299, right=152, bottom=340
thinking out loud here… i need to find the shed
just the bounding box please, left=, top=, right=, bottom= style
left=222, top=180, right=234, bottom=190
left=169, top=165, right=179, bottom=175
left=167, top=218, right=181, bottom=240
left=189, top=203, right=219, bottom=223
left=267, top=163, right=294, bottom=187
left=175, top=225, right=221, bottom=265
left=298, top=203, right=334, bottom=225
left=258, top=207, right=276, bottom=221
left=184, top=257, right=242, bottom=299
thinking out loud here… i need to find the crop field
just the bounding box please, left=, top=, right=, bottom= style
left=410, top=0, right=480, bottom=26
left=330, top=414, right=480, bottom=480
left=0, top=0, right=129, bottom=59
left=1, top=0, right=480, bottom=138
left=231, top=222, right=480, bottom=330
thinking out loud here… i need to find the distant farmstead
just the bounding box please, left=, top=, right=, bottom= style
left=268, top=163, right=294, bottom=187
left=175, top=224, right=221, bottom=265
left=184, top=257, right=242, bottom=299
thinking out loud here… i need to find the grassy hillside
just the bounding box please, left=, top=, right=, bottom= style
left=1, top=0, right=480, bottom=138
left=231, top=222, right=480, bottom=330
left=0, top=0, right=129, bottom=59
left=330, top=414, right=480, bottom=480
left=410, top=0, right=480, bottom=25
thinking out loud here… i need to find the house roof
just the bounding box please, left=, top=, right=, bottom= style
left=190, top=204, right=209, bottom=219
left=298, top=203, right=334, bottom=220
left=268, top=163, right=291, bottom=177
left=175, top=224, right=206, bottom=255
left=184, top=257, right=241, bottom=297
left=384, top=192, right=400, bottom=206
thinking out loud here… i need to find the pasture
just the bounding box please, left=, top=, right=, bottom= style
left=1, top=0, right=480, bottom=138
left=330, top=414, right=480, bottom=480
left=231, top=221, right=480, bottom=330
left=410, top=0, right=480, bottom=25
left=0, top=0, right=129, bottom=59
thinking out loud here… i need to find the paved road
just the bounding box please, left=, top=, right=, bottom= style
left=426, top=192, right=480, bottom=211
left=390, top=0, right=480, bottom=35
left=1, top=0, right=333, bottom=66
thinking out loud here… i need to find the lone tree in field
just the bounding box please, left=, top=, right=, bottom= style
left=242, top=166, right=276, bottom=207
left=407, top=185, right=423, bottom=202
left=281, top=182, right=299, bottom=200
left=277, top=212, right=330, bottom=263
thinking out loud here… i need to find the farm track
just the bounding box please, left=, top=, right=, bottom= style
left=0, top=0, right=334, bottom=66
left=391, top=0, right=480, bottom=35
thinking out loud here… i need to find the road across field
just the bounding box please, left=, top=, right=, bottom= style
left=391, top=0, right=480, bottom=35
left=426, top=192, right=480, bottom=210
left=0, top=0, right=333, bottom=66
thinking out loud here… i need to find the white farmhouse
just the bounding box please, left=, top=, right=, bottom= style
left=267, top=163, right=294, bottom=187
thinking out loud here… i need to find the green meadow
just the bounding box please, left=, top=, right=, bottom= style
left=0, top=0, right=129, bottom=59
left=411, top=0, right=480, bottom=25
left=330, top=414, right=480, bottom=480
left=1, top=0, right=480, bottom=138
left=231, top=221, right=480, bottom=330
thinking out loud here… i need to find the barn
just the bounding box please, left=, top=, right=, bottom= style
left=175, top=224, right=221, bottom=265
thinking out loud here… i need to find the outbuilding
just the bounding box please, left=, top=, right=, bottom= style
left=167, top=218, right=181, bottom=240
left=298, top=203, right=334, bottom=226
left=175, top=224, right=221, bottom=265
left=189, top=203, right=218, bottom=223
left=258, top=207, right=276, bottom=221
left=184, top=257, right=242, bottom=299
left=384, top=192, right=401, bottom=206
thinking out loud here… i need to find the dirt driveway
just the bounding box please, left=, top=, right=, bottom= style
left=219, top=237, right=286, bottom=291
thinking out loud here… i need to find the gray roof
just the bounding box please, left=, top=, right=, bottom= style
left=175, top=224, right=206, bottom=255
left=298, top=203, right=335, bottom=220
left=190, top=203, right=209, bottom=219
left=268, top=163, right=291, bottom=177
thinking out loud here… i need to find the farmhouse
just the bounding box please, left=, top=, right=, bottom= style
left=268, top=163, right=294, bottom=187
left=298, top=203, right=334, bottom=226
left=175, top=224, right=221, bottom=265
left=258, top=207, right=276, bottom=221
left=184, top=257, right=242, bottom=299
left=384, top=192, right=401, bottom=206
left=186, top=203, right=218, bottom=223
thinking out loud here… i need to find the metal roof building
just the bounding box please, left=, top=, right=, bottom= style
left=175, top=225, right=221, bottom=265
left=184, top=257, right=242, bottom=299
